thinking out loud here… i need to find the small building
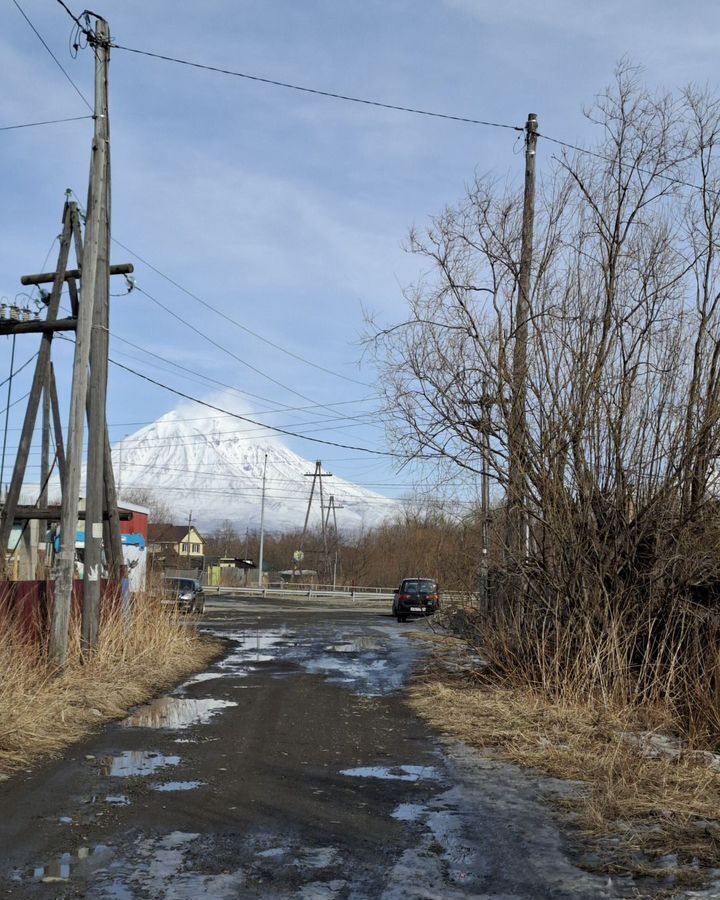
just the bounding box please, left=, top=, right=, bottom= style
left=148, top=522, right=206, bottom=571
left=206, top=556, right=255, bottom=587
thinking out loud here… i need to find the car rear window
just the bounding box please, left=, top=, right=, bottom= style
left=164, top=578, right=194, bottom=590
left=402, top=580, right=437, bottom=593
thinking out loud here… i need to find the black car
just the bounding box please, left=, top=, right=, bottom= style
left=161, top=577, right=206, bottom=614
left=392, top=578, right=440, bottom=622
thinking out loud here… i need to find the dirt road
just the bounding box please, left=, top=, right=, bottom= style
left=0, top=598, right=650, bottom=898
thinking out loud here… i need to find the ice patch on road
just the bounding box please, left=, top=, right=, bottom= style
left=108, top=831, right=245, bottom=900
left=341, top=764, right=440, bottom=782
left=391, top=803, right=425, bottom=821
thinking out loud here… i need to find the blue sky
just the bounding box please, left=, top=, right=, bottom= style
left=2, top=0, right=719, bottom=518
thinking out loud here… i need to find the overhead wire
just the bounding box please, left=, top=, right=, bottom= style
left=11, top=0, right=93, bottom=112
left=537, top=131, right=720, bottom=198
left=0, top=114, right=94, bottom=132
left=134, top=283, right=376, bottom=425
left=111, top=236, right=372, bottom=388
left=110, top=43, right=524, bottom=133
left=106, top=356, right=398, bottom=456
left=52, top=312, right=380, bottom=439
left=0, top=352, right=38, bottom=390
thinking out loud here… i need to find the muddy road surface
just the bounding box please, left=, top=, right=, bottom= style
left=1, top=598, right=636, bottom=898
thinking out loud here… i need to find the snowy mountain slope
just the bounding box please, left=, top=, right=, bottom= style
left=111, top=409, right=399, bottom=533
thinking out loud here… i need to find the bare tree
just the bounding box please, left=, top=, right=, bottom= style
left=368, top=63, right=720, bottom=620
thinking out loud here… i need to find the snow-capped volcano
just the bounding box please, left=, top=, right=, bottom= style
left=111, top=408, right=398, bottom=532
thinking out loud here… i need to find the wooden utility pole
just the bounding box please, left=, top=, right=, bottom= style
left=507, top=113, right=538, bottom=572
left=479, top=387, right=491, bottom=612
left=52, top=17, right=110, bottom=665
left=39, top=373, right=50, bottom=510
left=0, top=205, right=78, bottom=563
left=48, top=363, right=66, bottom=486
left=82, top=17, right=111, bottom=648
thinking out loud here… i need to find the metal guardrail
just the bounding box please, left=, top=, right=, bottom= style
left=208, top=586, right=476, bottom=605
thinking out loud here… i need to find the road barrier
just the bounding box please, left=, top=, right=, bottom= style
left=209, top=585, right=476, bottom=605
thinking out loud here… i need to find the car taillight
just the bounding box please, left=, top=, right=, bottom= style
left=429, top=594, right=438, bottom=601
left=399, top=593, right=410, bottom=601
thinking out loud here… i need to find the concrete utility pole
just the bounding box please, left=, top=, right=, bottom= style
left=52, top=17, right=110, bottom=665
left=301, top=461, right=333, bottom=582
left=507, top=113, right=538, bottom=573
left=257, top=454, right=267, bottom=588
left=324, top=495, right=343, bottom=590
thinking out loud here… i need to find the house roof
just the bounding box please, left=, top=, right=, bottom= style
left=148, top=523, right=204, bottom=544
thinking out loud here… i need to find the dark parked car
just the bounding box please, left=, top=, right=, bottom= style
left=161, top=577, right=206, bottom=614
left=392, top=578, right=440, bottom=622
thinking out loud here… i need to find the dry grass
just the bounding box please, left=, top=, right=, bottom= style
left=0, top=595, right=221, bottom=775
left=409, top=656, right=720, bottom=882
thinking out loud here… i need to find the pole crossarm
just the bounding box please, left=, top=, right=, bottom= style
left=0, top=318, right=77, bottom=335
left=21, top=263, right=133, bottom=286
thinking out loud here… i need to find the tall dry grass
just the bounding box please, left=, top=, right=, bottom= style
left=444, top=598, right=720, bottom=747
left=0, top=595, right=220, bottom=775
left=412, top=603, right=720, bottom=879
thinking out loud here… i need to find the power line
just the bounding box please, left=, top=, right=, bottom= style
left=95, top=313, right=378, bottom=414
left=67, top=191, right=374, bottom=391
left=0, top=352, right=38, bottom=389
left=111, top=237, right=372, bottom=388
left=537, top=131, right=720, bottom=198
left=11, top=0, right=93, bottom=112
left=0, top=390, right=31, bottom=417
left=107, top=356, right=397, bottom=456
left=111, top=43, right=524, bottom=133
left=0, top=114, right=93, bottom=132
left=134, top=284, right=367, bottom=422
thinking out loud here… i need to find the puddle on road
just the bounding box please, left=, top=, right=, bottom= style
left=100, top=751, right=180, bottom=777
left=196, top=624, right=421, bottom=697
left=122, top=697, right=237, bottom=730
left=151, top=780, right=205, bottom=792
left=340, top=764, right=440, bottom=782
left=30, top=844, right=111, bottom=882
left=105, top=794, right=130, bottom=805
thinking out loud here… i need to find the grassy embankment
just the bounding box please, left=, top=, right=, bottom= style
left=0, top=596, right=221, bottom=776
left=408, top=607, right=720, bottom=886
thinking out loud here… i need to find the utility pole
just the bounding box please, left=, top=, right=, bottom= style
left=187, top=510, right=192, bottom=565
left=480, top=400, right=491, bottom=612
left=324, top=495, right=343, bottom=590
left=507, top=113, right=538, bottom=574
left=0, top=207, right=77, bottom=567
left=300, top=461, right=333, bottom=582
left=38, top=371, right=51, bottom=578
left=257, top=453, right=267, bottom=588
left=52, top=17, right=110, bottom=665
left=82, top=17, right=112, bottom=652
